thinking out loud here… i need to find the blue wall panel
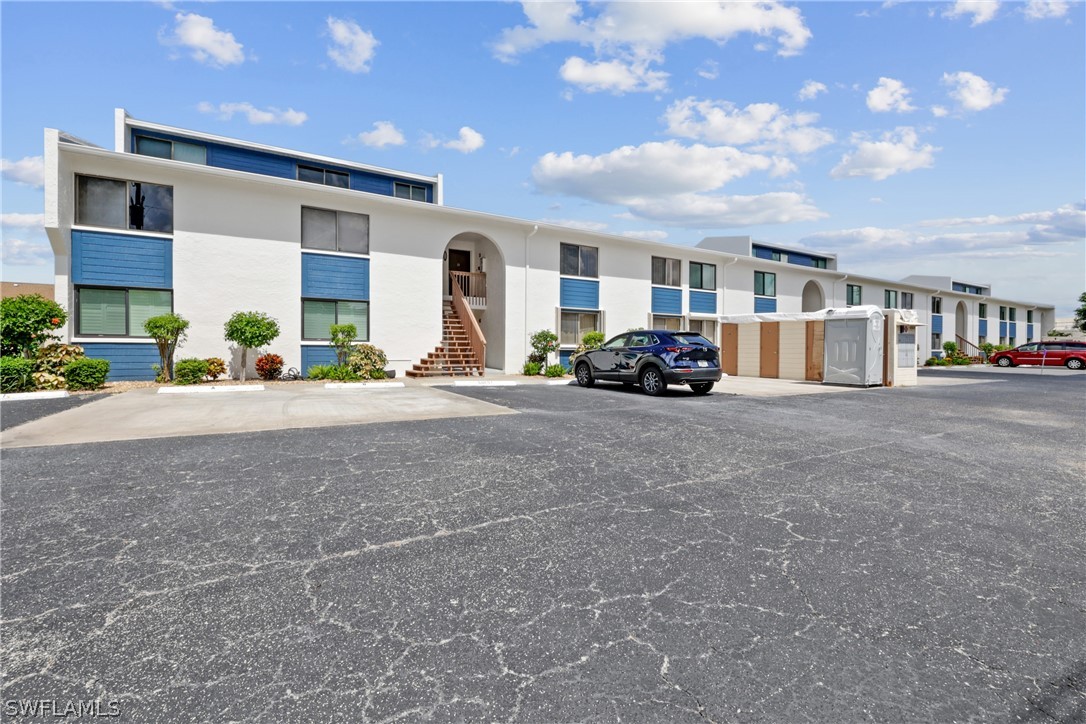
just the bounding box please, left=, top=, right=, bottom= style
left=978, top=319, right=988, bottom=337
left=754, top=297, right=777, bottom=313
left=1027, top=324, right=1034, bottom=339
left=302, top=254, right=369, bottom=300
left=301, top=345, right=338, bottom=375
left=689, top=290, right=717, bottom=315
left=752, top=246, right=777, bottom=260
left=560, top=278, right=599, bottom=309
left=559, top=350, right=574, bottom=370
left=80, top=343, right=159, bottom=381
left=1010, top=323, right=1017, bottom=339
left=206, top=144, right=295, bottom=179
left=651, top=287, right=682, bottom=315
left=72, top=230, right=172, bottom=288
left=1000, top=321, right=1008, bottom=337
left=931, top=314, right=943, bottom=334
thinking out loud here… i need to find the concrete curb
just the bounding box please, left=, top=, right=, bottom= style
left=324, top=382, right=406, bottom=390
left=158, top=385, right=265, bottom=395
left=0, top=390, right=70, bottom=402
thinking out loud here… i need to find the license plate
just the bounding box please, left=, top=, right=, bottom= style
left=697, top=360, right=709, bottom=367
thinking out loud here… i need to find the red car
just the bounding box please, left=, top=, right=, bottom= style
left=990, top=341, right=1086, bottom=370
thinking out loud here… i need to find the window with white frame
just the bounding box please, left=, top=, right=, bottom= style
left=900, top=292, right=914, bottom=309
left=652, top=257, right=681, bottom=287
left=301, top=207, right=369, bottom=254
left=846, top=284, right=862, bottom=306
left=689, top=262, right=716, bottom=290
left=298, top=164, right=349, bottom=189
left=560, top=310, right=600, bottom=346
left=884, top=290, right=898, bottom=308
left=394, top=182, right=428, bottom=202
left=302, top=300, right=369, bottom=340
left=1009, top=307, right=1017, bottom=322
left=560, top=243, right=598, bottom=278
left=754, top=271, right=776, bottom=297
left=76, top=175, right=173, bottom=233
left=999, top=305, right=1007, bottom=320
left=979, top=303, right=988, bottom=318
left=687, top=318, right=716, bottom=344
left=1027, top=310, right=1033, bottom=323
left=651, top=315, right=683, bottom=331
left=932, top=297, right=943, bottom=314
left=76, top=287, right=172, bottom=337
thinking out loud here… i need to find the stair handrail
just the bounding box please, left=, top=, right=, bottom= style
left=449, top=270, right=486, bottom=302
left=955, top=334, right=985, bottom=360
left=450, top=274, right=486, bottom=375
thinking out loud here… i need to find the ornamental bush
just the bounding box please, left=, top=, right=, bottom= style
left=223, top=311, right=280, bottom=382
left=144, top=313, right=189, bottom=383
left=35, top=343, right=85, bottom=376
left=255, top=353, right=284, bottom=381
left=527, top=329, right=559, bottom=366
left=0, top=294, right=67, bottom=359
left=306, top=364, right=359, bottom=381
left=522, top=360, right=542, bottom=376
left=63, top=358, right=110, bottom=390
left=205, top=357, right=227, bottom=381
left=347, top=344, right=388, bottom=380
left=329, top=324, right=357, bottom=367
left=544, top=363, right=567, bottom=378
left=0, top=356, right=34, bottom=393
left=581, top=331, right=605, bottom=350
left=173, top=358, right=209, bottom=385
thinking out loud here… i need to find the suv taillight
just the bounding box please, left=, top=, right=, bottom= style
left=664, top=346, right=693, bottom=353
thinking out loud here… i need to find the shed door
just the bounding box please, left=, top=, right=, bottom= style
left=721, top=323, right=738, bottom=376
left=760, top=322, right=779, bottom=378
left=806, top=321, right=824, bottom=381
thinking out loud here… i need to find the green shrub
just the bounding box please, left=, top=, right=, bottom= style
left=522, top=360, right=542, bottom=376
left=951, top=356, right=972, bottom=365
left=581, top=331, right=605, bottom=350
left=942, top=341, right=958, bottom=356
left=173, top=358, right=209, bottom=385
left=205, top=357, right=226, bottom=380
left=306, top=364, right=359, bottom=381
left=527, top=329, right=559, bottom=366
left=0, top=294, right=67, bottom=358
left=347, top=344, right=388, bottom=380
left=329, top=324, right=357, bottom=367
left=544, top=363, right=567, bottom=378
left=223, top=311, right=280, bottom=382
left=35, top=343, right=85, bottom=376
left=63, top=358, right=110, bottom=390
left=0, top=356, right=34, bottom=393
left=144, top=313, right=189, bottom=382
left=255, top=353, right=284, bottom=380
left=924, top=356, right=951, bottom=367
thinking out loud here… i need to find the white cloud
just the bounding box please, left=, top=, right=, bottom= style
left=0, top=157, right=44, bottom=188
left=866, top=77, right=916, bottom=113
left=1024, top=0, right=1069, bottom=19
left=326, top=17, right=378, bottom=73
left=626, top=192, right=826, bottom=227
left=943, top=0, right=1001, bottom=25
left=663, top=97, right=833, bottom=155
left=916, top=202, right=1086, bottom=240
left=197, top=102, right=307, bottom=126
left=622, top=230, right=669, bottom=242
left=931, top=105, right=949, bottom=118
left=941, top=71, right=1008, bottom=112
left=559, top=55, right=668, bottom=94
left=1, top=213, right=45, bottom=228
left=797, top=80, right=827, bottom=101
left=697, top=60, right=719, bottom=80
left=831, top=127, right=938, bottom=181
left=354, top=121, right=405, bottom=148
left=162, top=12, right=245, bottom=68
left=443, top=127, right=486, bottom=154
left=2, top=238, right=52, bottom=267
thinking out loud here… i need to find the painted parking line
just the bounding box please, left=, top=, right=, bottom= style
left=158, top=385, right=265, bottom=394
left=452, top=380, right=519, bottom=387
left=0, top=390, right=70, bottom=402
left=324, top=382, right=406, bottom=390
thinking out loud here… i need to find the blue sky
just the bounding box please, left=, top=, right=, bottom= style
left=3, top=1, right=1084, bottom=314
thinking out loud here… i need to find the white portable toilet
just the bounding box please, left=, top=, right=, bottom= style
left=822, top=306, right=884, bottom=386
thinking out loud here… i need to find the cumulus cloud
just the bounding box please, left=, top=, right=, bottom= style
left=532, top=140, right=824, bottom=227
left=559, top=55, right=668, bottom=94
left=2, top=238, right=52, bottom=267
left=866, top=77, right=916, bottom=113
left=1024, top=0, right=1069, bottom=19
left=198, top=102, right=307, bottom=126
left=663, top=97, right=833, bottom=155
left=161, top=12, right=245, bottom=68
left=354, top=121, right=405, bottom=148
left=797, top=80, right=827, bottom=101
left=697, top=60, right=719, bottom=80
left=943, top=0, right=1001, bottom=25
left=931, top=105, right=949, bottom=118
left=326, top=17, right=378, bottom=73
left=917, top=202, right=1086, bottom=239
left=831, top=127, right=938, bottom=181
left=0, top=157, right=44, bottom=188
left=1, top=213, right=45, bottom=228
left=443, top=127, right=485, bottom=153
left=494, top=2, right=810, bottom=95
left=941, top=71, right=1008, bottom=112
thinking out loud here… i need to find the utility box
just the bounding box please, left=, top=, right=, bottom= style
left=883, top=309, right=923, bottom=387
left=823, top=306, right=884, bottom=386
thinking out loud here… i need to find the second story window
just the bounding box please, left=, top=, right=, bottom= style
left=999, top=305, right=1007, bottom=321
left=1009, top=307, right=1017, bottom=322
left=394, top=183, right=428, bottom=202
left=690, top=262, right=716, bottom=290
left=560, top=243, right=598, bottom=278
left=932, top=297, right=943, bottom=314
left=652, top=257, right=680, bottom=286
left=298, top=164, right=349, bottom=189
left=135, top=135, right=206, bottom=164
left=979, top=303, right=988, bottom=318
left=76, top=174, right=173, bottom=233
left=884, top=290, right=898, bottom=308
left=846, top=284, right=862, bottom=306
left=1027, top=310, right=1033, bottom=323
left=302, top=207, right=369, bottom=254
left=900, top=292, right=914, bottom=309
left=754, top=271, right=776, bottom=297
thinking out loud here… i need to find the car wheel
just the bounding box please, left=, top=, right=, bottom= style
left=575, top=361, right=595, bottom=387
left=996, top=356, right=1013, bottom=367
left=1066, top=358, right=1084, bottom=370
left=639, top=366, right=667, bottom=396
left=690, top=382, right=714, bottom=395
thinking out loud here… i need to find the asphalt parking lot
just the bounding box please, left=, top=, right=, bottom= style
left=1, top=371, right=1084, bottom=722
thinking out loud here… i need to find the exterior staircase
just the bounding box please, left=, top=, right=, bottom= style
left=405, top=302, right=484, bottom=377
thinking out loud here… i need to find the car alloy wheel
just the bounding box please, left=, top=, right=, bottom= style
left=575, top=362, right=594, bottom=386
left=639, top=367, right=666, bottom=396
left=996, top=356, right=1012, bottom=367
left=1066, top=358, right=1084, bottom=370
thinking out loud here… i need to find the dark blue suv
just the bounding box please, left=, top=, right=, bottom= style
left=571, top=330, right=722, bottom=396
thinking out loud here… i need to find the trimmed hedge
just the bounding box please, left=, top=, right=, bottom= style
left=174, top=358, right=209, bottom=385
left=63, top=358, right=110, bottom=390
left=0, top=356, right=35, bottom=393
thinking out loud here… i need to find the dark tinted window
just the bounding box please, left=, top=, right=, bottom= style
left=673, top=334, right=712, bottom=346
left=602, top=334, right=628, bottom=349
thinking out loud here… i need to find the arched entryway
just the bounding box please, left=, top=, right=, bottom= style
left=955, top=300, right=968, bottom=345
left=443, top=232, right=506, bottom=370
left=801, top=280, right=825, bottom=312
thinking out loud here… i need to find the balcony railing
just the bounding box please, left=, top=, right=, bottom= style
left=450, top=270, right=486, bottom=308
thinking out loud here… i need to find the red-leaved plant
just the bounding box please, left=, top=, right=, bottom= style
left=255, top=353, right=284, bottom=381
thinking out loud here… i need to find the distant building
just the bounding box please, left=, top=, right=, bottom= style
left=0, top=282, right=55, bottom=300
left=41, top=109, right=1057, bottom=380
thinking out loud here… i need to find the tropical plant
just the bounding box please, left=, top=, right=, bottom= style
left=942, top=340, right=958, bottom=356
left=144, top=313, right=189, bottom=383
left=527, top=329, right=559, bottom=366
left=329, top=324, right=357, bottom=367
left=255, top=353, right=284, bottom=380
left=173, top=358, right=209, bottom=385
left=0, top=294, right=67, bottom=359
left=581, top=331, right=605, bottom=350
left=205, top=357, right=227, bottom=381
left=306, top=364, right=359, bottom=381
left=521, top=360, right=542, bottom=376
left=223, top=311, right=280, bottom=382
left=346, top=344, right=388, bottom=379
left=35, top=343, right=85, bottom=377
left=0, top=356, right=34, bottom=393
left=63, top=358, right=110, bottom=390
left=544, top=363, right=567, bottom=378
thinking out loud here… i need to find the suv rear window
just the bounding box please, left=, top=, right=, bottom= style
left=672, top=334, right=712, bottom=346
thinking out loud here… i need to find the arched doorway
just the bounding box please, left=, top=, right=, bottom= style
left=955, top=300, right=967, bottom=345
left=802, top=280, right=825, bottom=312
left=443, top=232, right=506, bottom=370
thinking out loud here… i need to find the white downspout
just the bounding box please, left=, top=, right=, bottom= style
left=834, top=275, right=848, bottom=307
left=524, top=224, right=539, bottom=362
